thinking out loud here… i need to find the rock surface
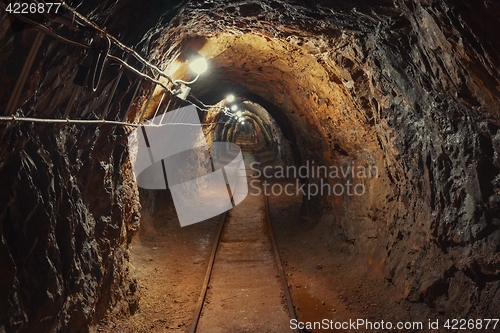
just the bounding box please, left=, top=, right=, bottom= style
left=0, top=1, right=148, bottom=331
left=150, top=0, right=500, bottom=318
left=1, top=0, right=500, bottom=331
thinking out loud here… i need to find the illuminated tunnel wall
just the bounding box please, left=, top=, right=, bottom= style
left=0, top=0, right=499, bottom=332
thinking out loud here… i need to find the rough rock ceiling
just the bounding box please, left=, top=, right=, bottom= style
left=0, top=0, right=500, bottom=332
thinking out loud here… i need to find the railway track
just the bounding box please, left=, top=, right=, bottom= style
left=188, top=150, right=299, bottom=333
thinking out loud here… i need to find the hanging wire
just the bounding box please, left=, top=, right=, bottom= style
left=59, top=0, right=180, bottom=89
left=0, top=0, right=232, bottom=126
left=107, top=55, right=174, bottom=94
left=187, top=93, right=232, bottom=115
left=55, top=0, right=231, bottom=114
left=0, top=115, right=226, bottom=127
left=174, top=74, right=200, bottom=85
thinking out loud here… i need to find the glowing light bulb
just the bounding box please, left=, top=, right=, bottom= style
left=189, top=57, right=208, bottom=75
left=236, top=111, right=242, bottom=117
left=226, top=94, right=235, bottom=103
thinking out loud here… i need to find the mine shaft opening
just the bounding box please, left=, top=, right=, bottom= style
left=232, top=118, right=261, bottom=152
left=135, top=94, right=299, bottom=238
left=212, top=98, right=293, bottom=165
left=132, top=28, right=401, bottom=327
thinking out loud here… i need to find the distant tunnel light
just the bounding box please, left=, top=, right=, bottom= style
left=189, top=57, right=208, bottom=75
left=226, top=94, right=235, bottom=103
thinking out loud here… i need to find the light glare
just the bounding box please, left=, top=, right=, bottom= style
left=189, top=57, right=208, bottom=75
left=231, top=105, right=238, bottom=111
left=226, top=94, right=235, bottom=103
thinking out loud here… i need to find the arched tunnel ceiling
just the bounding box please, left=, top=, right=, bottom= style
left=148, top=0, right=500, bottom=165
left=164, top=32, right=379, bottom=164
left=216, top=101, right=278, bottom=149
left=2, top=1, right=500, bottom=331
left=139, top=0, right=500, bottom=316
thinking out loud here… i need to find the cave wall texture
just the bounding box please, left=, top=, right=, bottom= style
left=153, top=0, right=500, bottom=317
left=0, top=1, right=185, bottom=332
left=1, top=0, right=500, bottom=332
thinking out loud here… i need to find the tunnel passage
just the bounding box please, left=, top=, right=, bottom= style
left=144, top=0, right=500, bottom=319
left=211, top=99, right=293, bottom=164
left=152, top=30, right=389, bottom=248
left=1, top=0, right=500, bottom=332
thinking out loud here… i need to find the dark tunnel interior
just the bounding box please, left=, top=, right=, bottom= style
left=1, top=0, right=500, bottom=332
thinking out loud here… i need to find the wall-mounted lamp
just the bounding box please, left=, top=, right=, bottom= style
left=189, top=56, right=208, bottom=75
left=175, top=49, right=208, bottom=85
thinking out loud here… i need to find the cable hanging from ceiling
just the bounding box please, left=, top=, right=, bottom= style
left=0, top=0, right=230, bottom=127
left=59, top=0, right=179, bottom=89
left=0, top=115, right=226, bottom=128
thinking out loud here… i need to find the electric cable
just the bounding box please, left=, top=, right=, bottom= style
left=187, top=93, right=231, bottom=115
left=91, top=34, right=111, bottom=91
left=1, top=0, right=231, bottom=124
left=174, top=73, right=200, bottom=85
left=59, top=0, right=180, bottom=89
left=107, top=55, right=174, bottom=94
left=0, top=1, right=178, bottom=95
left=0, top=115, right=226, bottom=127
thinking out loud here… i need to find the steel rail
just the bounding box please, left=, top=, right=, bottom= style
left=188, top=157, right=299, bottom=333
left=263, top=178, right=300, bottom=333
left=188, top=211, right=228, bottom=333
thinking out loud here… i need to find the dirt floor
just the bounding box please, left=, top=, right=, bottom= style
left=195, top=164, right=291, bottom=333
left=268, top=178, right=438, bottom=332
left=90, top=197, right=221, bottom=333
left=92, top=172, right=437, bottom=333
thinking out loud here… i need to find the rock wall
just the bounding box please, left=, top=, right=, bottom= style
left=1, top=0, right=500, bottom=330
left=0, top=0, right=162, bottom=330
left=0, top=122, right=140, bottom=333
left=147, top=0, right=500, bottom=317
left=363, top=0, right=500, bottom=316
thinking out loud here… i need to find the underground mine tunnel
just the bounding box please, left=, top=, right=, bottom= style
left=1, top=0, right=500, bottom=332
